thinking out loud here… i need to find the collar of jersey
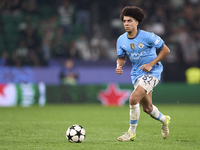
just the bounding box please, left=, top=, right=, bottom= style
left=127, top=29, right=140, bottom=39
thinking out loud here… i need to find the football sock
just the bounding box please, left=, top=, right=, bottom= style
left=149, top=105, right=166, bottom=124
left=129, top=103, right=140, bottom=134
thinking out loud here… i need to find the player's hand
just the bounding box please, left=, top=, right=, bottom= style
left=140, top=64, right=152, bottom=73
left=116, top=66, right=123, bottom=75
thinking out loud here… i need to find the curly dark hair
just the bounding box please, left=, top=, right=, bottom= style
left=120, top=6, right=146, bottom=23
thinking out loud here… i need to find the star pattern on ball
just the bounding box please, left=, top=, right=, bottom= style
left=66, top=125, right=86, bottom=143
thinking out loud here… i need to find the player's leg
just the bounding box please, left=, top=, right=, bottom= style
left=117, top=85, right=146, bottom=142
left=128, top=85, right=146, bottom=134
left=140, top=91, right=166, bottom=123
left=140, top=92, right=171, bottom=139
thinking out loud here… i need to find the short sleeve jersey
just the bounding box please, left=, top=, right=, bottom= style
left=116, top=29, right=164, bottom=84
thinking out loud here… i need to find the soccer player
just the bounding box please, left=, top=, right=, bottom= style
left=116, top=6, right=171, bottom=141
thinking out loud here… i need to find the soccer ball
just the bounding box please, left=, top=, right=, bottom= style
left=66, top=124, right=86, bottom=143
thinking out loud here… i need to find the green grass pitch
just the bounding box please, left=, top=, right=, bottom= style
left=0, top=104, right=200, bottom=150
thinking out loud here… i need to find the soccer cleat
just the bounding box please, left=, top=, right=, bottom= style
left=161, top=115, right=171, bottom=139
left=117, top=131, right=136, bottom=142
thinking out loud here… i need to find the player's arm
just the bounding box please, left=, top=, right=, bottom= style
left=116, top=56, right=126, bottom=75
left=140, top=44, right=170, bottom=72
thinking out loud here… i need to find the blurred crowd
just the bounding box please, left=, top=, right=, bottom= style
left=0, top=0, right=200, bottom=82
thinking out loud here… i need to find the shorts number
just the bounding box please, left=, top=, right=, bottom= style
left=142, top=75, right=153, bottom=85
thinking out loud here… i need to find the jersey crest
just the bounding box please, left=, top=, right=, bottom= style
left=138, top=43, right=144, bottom=49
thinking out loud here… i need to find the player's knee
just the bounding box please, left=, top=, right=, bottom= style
left=129, top=98, right=138, bottom=105
left=129, top=94, right=140, bottom=105
left=143, top=107, right=151, bottom=114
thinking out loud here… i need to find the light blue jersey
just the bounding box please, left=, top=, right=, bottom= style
left=117, top=29, right=164, bottom=84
